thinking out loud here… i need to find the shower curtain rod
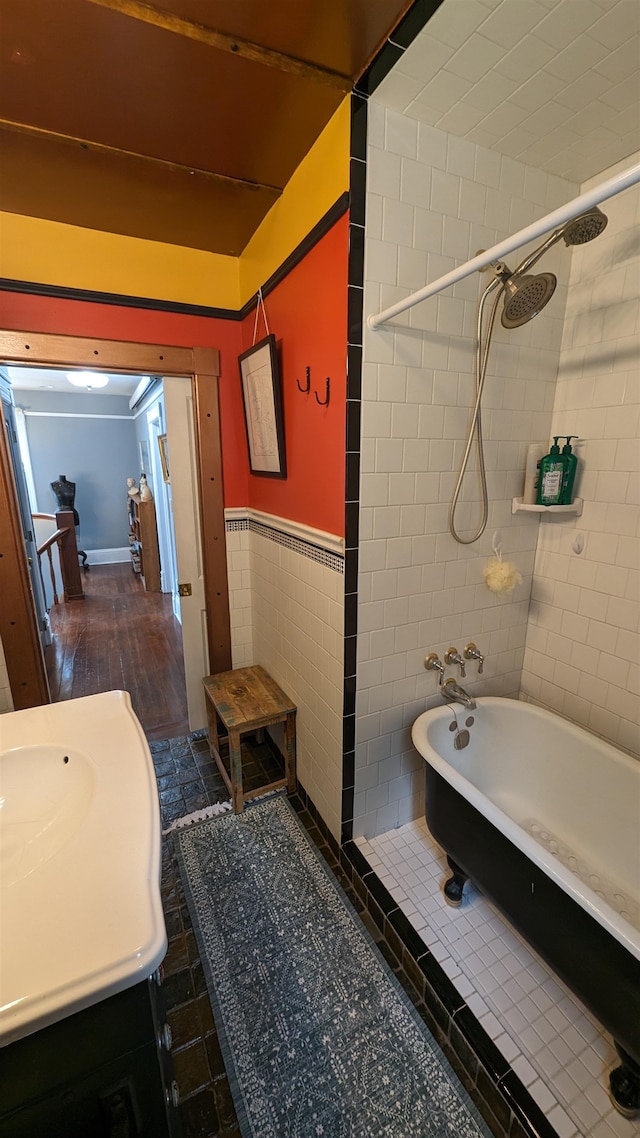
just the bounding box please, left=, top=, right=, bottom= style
left=368, top=158, right=640, bottom=330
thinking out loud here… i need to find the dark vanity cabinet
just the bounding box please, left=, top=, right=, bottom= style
left=0, top=976, right=180, bottom=1137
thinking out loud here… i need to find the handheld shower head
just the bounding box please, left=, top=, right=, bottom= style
left=495, top=264, right=557, bottom=329
left=561, top=206, right=608, bottom=246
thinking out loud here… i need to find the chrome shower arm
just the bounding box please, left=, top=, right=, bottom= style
left=512, top=227, right=565, bottom=278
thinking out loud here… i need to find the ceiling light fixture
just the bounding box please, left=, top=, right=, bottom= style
left=67, top=371, right=109, bottom=390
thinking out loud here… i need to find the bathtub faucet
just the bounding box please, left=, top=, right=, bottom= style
left=441, top=677, right=476, bottom=711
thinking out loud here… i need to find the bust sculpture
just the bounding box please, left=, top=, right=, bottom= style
left=51, top=474, right=79, bottom=526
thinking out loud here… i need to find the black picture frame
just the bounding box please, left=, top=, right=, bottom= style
left=238, top=334, right=286, bottom=478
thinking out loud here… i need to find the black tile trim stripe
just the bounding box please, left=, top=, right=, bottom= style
left=340, top=91, right=368, bottom=847
left=340, top=844, right=563, bottom=1138
left=354, top=0, right=446, bottom=96
left=498, top=1073, right=562, bottom=1138
left=389, top=0, right=447, bottom=49
left=339, top=0, right=470, bottom=885
left=226, top=516, right=344, bottom=573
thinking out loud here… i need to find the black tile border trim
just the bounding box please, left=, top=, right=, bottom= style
left=341, top=94, right=368, bottom=849
left=354, top=0, right=446, bottom=97
left=339, top=842, right=563, bottom=1138
left=226, top=516, right=344, bottom=574
left=390, top=0, right=447, bottom=49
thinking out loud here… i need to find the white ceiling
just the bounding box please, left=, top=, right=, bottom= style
left=6, top=366, right=143, bottom=397
left=380, top=0, right=639, bottom=183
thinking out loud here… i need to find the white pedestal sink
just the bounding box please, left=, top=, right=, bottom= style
left=0, top=690, right=167, bottom=1047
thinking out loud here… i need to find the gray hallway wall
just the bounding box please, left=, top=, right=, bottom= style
left=16, top=389, right=139, bottom=552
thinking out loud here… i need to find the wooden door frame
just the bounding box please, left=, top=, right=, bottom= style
left=0, top=329, right=232, bottom=711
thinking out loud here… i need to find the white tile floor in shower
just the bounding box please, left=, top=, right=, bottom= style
left=356, top=820, right=640, bottom=1138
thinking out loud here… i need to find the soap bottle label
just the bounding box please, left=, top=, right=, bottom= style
left=541, top=467, right=562, bottom=501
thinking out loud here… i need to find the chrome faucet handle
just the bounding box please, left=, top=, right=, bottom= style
left=464, top=642, right=484, bottom=675
left=425, top=653, right=445, bottom=685
left=444, top=647, right=466, bottom=678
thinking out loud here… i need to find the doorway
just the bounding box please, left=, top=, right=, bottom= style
left=3, top=363, right=191, bottom=738
left=0, top=328, right=231, bottom=724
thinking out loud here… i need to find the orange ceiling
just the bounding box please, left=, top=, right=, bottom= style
left=0, top=0, right=413, bottom=256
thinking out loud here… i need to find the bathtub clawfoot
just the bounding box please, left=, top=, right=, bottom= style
left=443, top=856, right=468, bottom=907
left=610, top=1045, right=640, bottom=1119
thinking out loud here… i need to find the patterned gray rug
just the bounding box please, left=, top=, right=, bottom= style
left=175, top=795, right=492, bottom=1138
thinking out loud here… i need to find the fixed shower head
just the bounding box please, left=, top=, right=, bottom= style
left=561, top=206, right=608, bottom=246
left=500, top=270, right=557, bottom=329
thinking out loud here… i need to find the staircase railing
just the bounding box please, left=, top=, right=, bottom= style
left=33, top=511, right=84, bottom=605
left=36, top=525, right=67, bottom=604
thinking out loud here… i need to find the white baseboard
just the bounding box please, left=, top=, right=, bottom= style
left=82, top=547, right=131, bottom=565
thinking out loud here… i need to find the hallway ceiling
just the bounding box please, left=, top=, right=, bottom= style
left=7, top=365, right=143, bottom=397
left=379, top=0, right=639, bottom=184
left=0, top=0, right=413, bottom=257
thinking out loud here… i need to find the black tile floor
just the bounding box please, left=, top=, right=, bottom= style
left=151, top=730, right=507, bottom=1138
left=152, top=729, right=292, bottom=1138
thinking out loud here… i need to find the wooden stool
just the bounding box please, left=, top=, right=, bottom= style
left=202, top=665, right=297, bottom=813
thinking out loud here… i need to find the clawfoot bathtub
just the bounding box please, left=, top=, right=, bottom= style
left=412, top=697, right=640, bottom=1115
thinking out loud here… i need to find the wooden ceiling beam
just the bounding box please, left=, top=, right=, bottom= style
left=83, top=0, right=352, bottom=91
left=0, top=117, right=282, bottom=195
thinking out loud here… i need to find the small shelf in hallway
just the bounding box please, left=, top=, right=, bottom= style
left=45, top=562, right=189, bottom=741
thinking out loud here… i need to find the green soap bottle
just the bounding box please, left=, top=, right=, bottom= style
left=536, top=437, right=564, bottom=505
left=561, top=436, right=579, bottom=504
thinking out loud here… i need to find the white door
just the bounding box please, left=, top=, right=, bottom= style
left=146, top=404, right=179, bottom=616
left=163, top=376, right=209, bottom=731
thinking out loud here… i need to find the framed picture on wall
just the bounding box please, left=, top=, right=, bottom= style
left=238, top=334, right=286, bottom=478
left=139, top=440, right=150, bottom=475
left=158, top=434, right=170, bottom=482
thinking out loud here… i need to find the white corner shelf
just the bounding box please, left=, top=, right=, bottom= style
left=512, top=497, right=583, bottom=516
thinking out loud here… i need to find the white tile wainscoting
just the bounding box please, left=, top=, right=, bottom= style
left=225, top=510, right=345, bottom=840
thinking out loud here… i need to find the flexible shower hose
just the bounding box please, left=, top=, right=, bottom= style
left=448, top=277, right=503, bottom=545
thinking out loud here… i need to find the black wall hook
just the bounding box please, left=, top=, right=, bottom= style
left=314, top=377, right=330, bottom=407
left=296, top=366, right=311, bottom=393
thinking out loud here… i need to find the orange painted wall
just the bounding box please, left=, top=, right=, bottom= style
left=0, top=213, right=348, bottom=535
left=240, top=211, right=348, bottom=536
left=0, top=290, right=249, bottom=507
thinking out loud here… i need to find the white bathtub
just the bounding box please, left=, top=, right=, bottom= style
left=412, top=696, right=640, bottom=1068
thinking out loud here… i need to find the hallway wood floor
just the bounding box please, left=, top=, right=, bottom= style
left=45, top=562, right=189, bottom=741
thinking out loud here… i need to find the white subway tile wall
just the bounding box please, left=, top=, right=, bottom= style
left=225, top=524, right=254, bottom=669
left=356, top=105, right=578, bottom=837
left=227, top=521, right=345, bottom=840
left=0, top=639, right=12, bottom=713
left=521, top=154, right=640, bottom=758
